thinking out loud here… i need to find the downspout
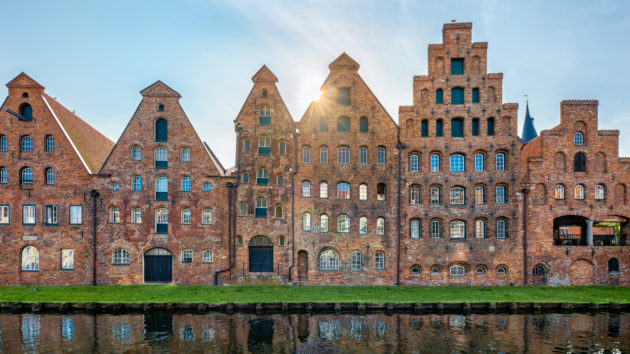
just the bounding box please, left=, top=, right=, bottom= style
left=396, top=141, right=405, bottom=286
left=288, top=130, right=298, bottom=282
left=521, top=188, right=529, bottom=285
left=90, top=189, right=99, bottom=286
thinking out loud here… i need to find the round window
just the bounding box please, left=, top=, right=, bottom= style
left=203, top=183, right=212, bottom=192
left=110, top=182, right=119, bottom=191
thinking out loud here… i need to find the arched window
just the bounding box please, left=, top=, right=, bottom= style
left=435, top=89, right=443, bottom=104
left=409, top=154, right=419, bottom=172
left=274, top=204, right=283, bottom=219
left=450, top=265, right=465, bottom=277
left=241, top=172, right=249, bottom=184
left=319, top=249, right=340, bottom=270
left=410, top=185, right=421, bottom=205
left=451, top=118, right=464, bottom=137
left=20, top=103, right=33, bottom=120
left=475, top=219, right=486, bottom=238
left=258, top=105, right=271, bottom=125
left=374, top=251, right=385, bottom=269
left=45, top=135, right=54, bottom=152
left=359, top=146, right=368, bottom=164
left=574, top=152, right=586, bottom=172
left=359, top=117, right=368, bottom=132
left=450, top=187, right=465, bottom=205
left=21, top=136, right=33, bottom=152
left=45, top=168, right=54, bottom=184
left=359, top=184, right=367, bottom=200
left=475, top=153, right=484, bottom=171
left=359, top=216, right=368, bottom=234
left=131, top=146, right=141, bottom=160
left=436, top=119, right=444, bottom=137
left=302, top=181, right=311, bottom=197
left=320, top=146, right=328, bottom=163
left=320, top=214, right=328, bottom=232
left=255, top=198, right=267, bottom=218
left=132, top=208, right=142, bottom=224
left=319, top=117, right=328, bottom=132
left=496, top=153, right=506, bottom=171
left=377, top=147, right=386, bottom=164
left=595, top=184, right=605, bottom=200
left=475, top=266, right=486, bottom=274
left=377, top=183, right=386, bottom=201
left=430, top=219, right=442, bottom=238
left=574, top=132, right=584, bottom=145
left=376, top=217, right=385, bottom=235
left=337, top=146, right=350, bottom=164
left=608, top=258, right=620, bottom=273
left=533, top=265, right=546, bottom=276
left=555, top=185, right=565, bottom=200
left=21, top=167, right=33, bottom=184
left=112, top=249, right=130, bottom=265
left=258, top=136, right=271, bottom=155
left=0, top=135, right=7, bottom=151
left=180, top=148, right=190, bottom=162
left=411, top=265, right=421, bottom=274
left=496, top=185, right=506, bottom=204
left=430, top=154, right=440, bottom=172
left=450, top=220, right=466, bottom=238
left=319, top=182, right=328, bottom=198
left=431, top=266, right=441, bottom=275
left=155, top=118, right=167, bottom=142
left=132, top=176, right=142, bottom=191
left=158, top=103, right=165, bottom=111
left=278, top=141, right=286, bottom=155
left=450, top=154, right=465, bottom=172
left=276, top=175, right=284, bottom=187
left=337, top=117, right=350, bottom=132
left=487, top=118, right=495, bottom=136
left=496, top=219, right=508, bottom=239
left=181, top=208, right=191, bottom=224
left=575, top=184, right=585, bottom=200
left=21, top=246, right=39, bottom=271
left=430, top=186, right=441, bottom=205
left=202, top=249, right=213, bottom=263
left=202, top=208, right=213, bottom=224
left=256, top=168, right=269, bottom=185
left=109, top=206, right=120, bottom=223
left=154, top=147, right=168, bottom=169
left=302, top=146, right=311, bottom=163
left=337, top=214, right=350, bottom=233
left=181, top=176, right=191, bottom=191
left=337, top=183, right=350, bottom=199
left=351, top=251, right=362, bottom=270
left=410, top=219, right=421, bottom=239
left=155, top=177, right=168, bottom=200
left=496, top=266, right=507, bottom=275
left=0, top=167, right=7, bottom=184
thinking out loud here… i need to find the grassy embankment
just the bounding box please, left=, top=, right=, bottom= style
left=0, top=285, right=628, bottom=303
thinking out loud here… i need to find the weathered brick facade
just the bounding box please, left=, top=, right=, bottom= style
left=0, top=22, right=628, bottom=286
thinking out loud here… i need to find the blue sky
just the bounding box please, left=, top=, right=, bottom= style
left=1, top=0, right=629, bottom=166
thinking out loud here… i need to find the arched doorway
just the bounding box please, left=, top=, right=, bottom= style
left=249, top=236, right=273, bottom=273
left=298, top=250, right=308, bottom=281
left=144, top=248, right=172, bottom=283
left=532, top=264, right=547, bottom=285
left=570, top=259, right=594, bottom=285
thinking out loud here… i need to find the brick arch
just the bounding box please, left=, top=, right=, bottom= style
left=615, top=183, right=627, bottom=205
left=533, top=183, right=546, bottom=205
left=594, top=152, right=607, bottom=172
left=554, top=151, right=566, bottom=172
left=569, top=259, right=594, bottom=285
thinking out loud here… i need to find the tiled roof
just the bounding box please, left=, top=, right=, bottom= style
left=520, top=136, right=542, bottom=171
left=43, top=94, right=114, bottom=173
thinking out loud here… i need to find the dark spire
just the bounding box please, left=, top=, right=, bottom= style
left=521, top=100, right=538, bottom=143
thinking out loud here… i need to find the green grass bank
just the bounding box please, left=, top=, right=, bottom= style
left=0, top=285, right=628, bottom=304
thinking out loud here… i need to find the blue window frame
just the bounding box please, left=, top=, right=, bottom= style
left=155, top=118, right=167, bottom=142
left=451, top=88, right=464, bottom=105
left=450, top=154, right=465, bottom=172
left=496, top=153, right=506, bottom=171
left=451, top=118, right=463, bottom=137
left=451, top=58, right=464, bottom=75
left=203, top=183, right=212, bottom=192
left=436, top=120, right=443, bottom=137
left=0, top=205, right=9, bottom=224
left=409, top=154, right=419, bottom=172
left=0, top=167, right=7, bottom=184
left=0, top=135, right=7, bottom=151
left=45, top=135, right=54, bottom=152
left=181, top=177, right=191, bottom=192
left=472, top=88, right=480, bottom=103
left=131, top=146, right=141, bottom=160
left=436, top=89, right=443, bottom=104
left=21, top=167, right=33, bottom=184
left=475, top=154, right=484, bottom=171
left=45, top=168, right=54, bottom=184
left=69, top=205, right=83, bottom=225
left=132, top=176, right=142, bottom=191
left=359, top=147, right=368, bottom=164
left=22, top=205, right=36, bottom=225
left=574, top=132, right=584, bottom=145
left=359, top=117, right=368, bottom=132
left=154, top=147, right=168, bottom=169
left=430, top=154, right=440, bottom=172
left=496, top=186, right=506, bottom=204
left=421, top=120, right=428, bottom=137
left=21, top=136, right=33, bottom=152
left=377, top=147, right=386, bottom=164
left=472, top=119, right=479, bottom=136
left=487, top=118, right=495, bottom=136
left=155, top=177, right=168, bottom=201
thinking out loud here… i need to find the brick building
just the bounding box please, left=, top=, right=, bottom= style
left=0, top=22, right=627, bottom=286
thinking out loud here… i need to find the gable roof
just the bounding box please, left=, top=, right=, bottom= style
left=252, top=65, right=278, bottom=83
left=204, top=141, right=226, bottom=176
left=140, top=80, right=182, bottom=98
left=329, top=52, right=360, bottom=71
left=6, top=72, right=45, bottom=89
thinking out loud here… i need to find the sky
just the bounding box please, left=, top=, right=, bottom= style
left=1, top=0, right=629, bottom=167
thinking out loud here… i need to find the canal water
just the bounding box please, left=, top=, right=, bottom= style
left=0, top=312, right=627, bottom=353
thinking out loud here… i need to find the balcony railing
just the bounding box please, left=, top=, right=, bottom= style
left=554, top=233, right=584, bottom=246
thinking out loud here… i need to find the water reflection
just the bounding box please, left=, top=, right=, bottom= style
left=0, top=312, right=626, bottom=352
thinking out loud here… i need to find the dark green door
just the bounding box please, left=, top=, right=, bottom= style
left=145, top=254, right=172, bottom=282
left=249, top=246, right=273, bottom=272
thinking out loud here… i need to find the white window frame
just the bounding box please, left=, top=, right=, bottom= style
left=202, top=249, right=213, bottom=263
left=320, top=146, right=328, bottom=163
left=61, top=249, right=74, bottom=270
left=70, top=205, right=82, bottom=225
left=337, top=147, right=350, bottom=164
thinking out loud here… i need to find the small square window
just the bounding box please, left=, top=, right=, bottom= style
left=451, top=59, right=464, bottom=75
left=181, top=249, right=193, bottom=263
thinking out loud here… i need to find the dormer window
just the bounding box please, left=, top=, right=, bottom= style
left=20, top=103, right=33, bottom=121
left=451, top=58, right=464, bottom=75
left=158, top=104, right=164, bottom=112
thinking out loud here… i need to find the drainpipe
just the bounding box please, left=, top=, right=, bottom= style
left=521, top=188, right=529, bottom=285
left=396, top=141, right=406, bottom=286
left=288, top=129, right=298, bottom=282
left=90, top=189, right=100, bottom=286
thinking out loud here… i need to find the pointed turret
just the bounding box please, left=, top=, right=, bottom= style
left=521, top=101, right=538, bottom=143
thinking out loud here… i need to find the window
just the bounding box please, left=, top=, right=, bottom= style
left=497, top=266, right=507, bottom=275
left=155, top=147, right=168, bottom=169
left=256, top=169, right=269, bottom=186
left=155, top=208, right=168, bottom=233
left=201, top=208, right=212, bottom=225
left=153, top=177, right=168, bottom=202
left=410, top=186, right=421, bottom=205
left=279, top=236, right=285, bottom=246
left=21, top=136, right=33, bottom=152
left=377, top=147, right=386, bottom=164
left=430, top=186, right=441, bottom=205
left=337, top=146, right=350, bottom=164
left=22, top=246, right=39, bottom=271
left=320, top=117, right=328, bottom=132
left=451, top=118, right=463, bottom=137
left=475, top=153, right=484, bottom=171
left=181, top=249, right=193, bottom=263
left=595, top=184, right=605, bottom=200
left=450, top=265, right=465, bottom=277
left=359, top=216, right=368, bottom=234
left=238, top=202, right=247, bottom=216
left=0, top=167, right=6, bottom=183
left=155, top=118, right=167, bottom=142
left=337, top=183, right=350, bottom=199
left=132, top=208, right=142, bottom=224
left=451, top=58, right=464, bottom=75
left=472, top=118, right=479, bottom=136
left=278, top=141, right=286, bottom=155
left=574, top=152, right=586, bottom=172
left=359, top=184, right=367, bottom=200
left=0, top=205, right=9, bottom=224
left=496, top=219, right=508, bottom=239
left=320, top=214, right=328, bottom=232
left=436, top=89, right=443, bottom=104
left=236, top=236, right=243, bottom=245
left=274, top=204, right=283, bottom=219
left=110, top=182, right=119, bottom=191
left=376, top=183, right=386, bottom=201
left=451, top=88, right=464, bottom=105
left=69, top=205, right=82, bottom=224
left=45, top=135, right=54, bottom=152
left=181, top=208, right=192, bottom=224
left=258, top=136, right=271, bottom=155
left=475, top=220, right=486, bottom=238
left=158, top=103, right=164, bottom=111
left=20, top=103, right=33, bottom=120
left=411, top=266, right=421, bottom=275
left=360, top=117, right=368, bottom=132
left=316, top=146, right=328, bottom=164
left=337, top=87, right=351, bottom=105
left=0, top=135, right=6, bottom=151
left=475, top=266, right=486, bottom=274
left=374, top=251, right=385, bottom=269
left=131, top=176, right=142, bottom=191
left=109, top=207, right=120, bottom=223
left=359, top=147, right=368, bottom=164
left=450, top=154, right=465, bottom=172
left=262, top=89, right=268, bottom=98
left=23, top=205, right=35, bottom=225
left=450, top=220, right=466, bottom=239
left=475, top=186, right=485, bottom=204
left=302, top=146, right=311, bottom=163
left=431, top=267, right=441, bottom=275
left=337, top=116, right=350, bottom=132
left=243, top=140, right=251, bottom=153
left=487, top=118, right=495, bottom=136
left=436, top=120, right=443, bottom=137
left=555, top=185, right=565, bottom=200
left=180, top=148, right=190, bottom=162
left=472, top=88, right=479, bottom=103
left=337, top=214, right=350, bottom=233
left=574, top=132, right=584, bottom=145
left=410, top=219, right=421, bottom=239
left=319, top=249, right=340, bottom=270
left=45, top=168, right=54, bottom=184
left=302, top=181, right=311, bottom=197
left=258, top=105, right=271, bottom=125
left=112, top=249, right=130, bottom=265
left=376, top=217, right=385, bottom=235
left=496, top=153, right=506, bottom=171
left=181, top=177, right=191, bottom=191
left=255, top=198, right=267, bottom=218
left=202, top=250, right=213, bottom=263
left=409, top=154, right=419, bottom=172
left=351, top=251, right=362, bottom=270
left=608, top=258, right=620, bottom=273
left=241, top=172, right=249, bottom=184
left=450, top=187, right=465, bottom=205
left=496, top=186, right=506, bottom=204
left=430, top=154, right=440, bottom=172
left=21, top=167, right=33, bottom=184
left=421, top=120, right=428, bottom=137
left=276, top=175, right=284, bottom=187
left=319, top=182, right=328, bottom=198
left=430, top=219, right=441, bottom=238
left=61, top=249, right=74, bottom=270
left=575, top=184, right=585, bottom=200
